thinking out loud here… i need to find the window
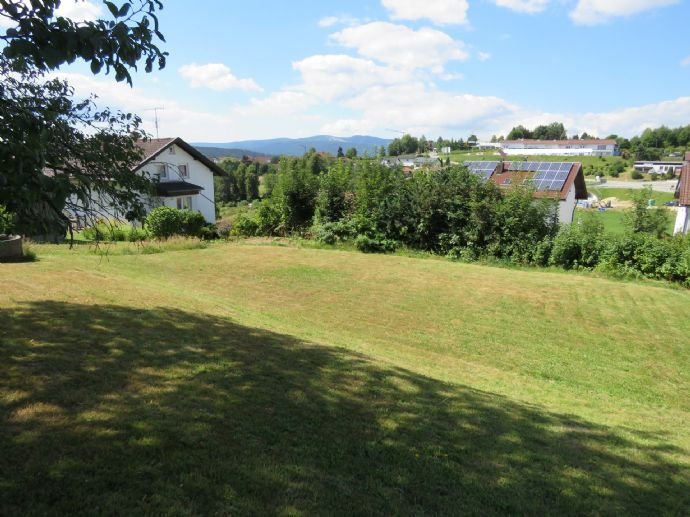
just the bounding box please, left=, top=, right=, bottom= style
left=153, top=162, right=167, bottom=178
left=502, top=178, right=512, bottom=185
left=178, top=164, right=189, bottom=178
left=176, top=196, right=192, bottom=210
left=168, top=146, right=176, bottom=155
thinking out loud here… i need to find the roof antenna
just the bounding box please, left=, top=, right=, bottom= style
left=146, top=107, right=165, bottom=138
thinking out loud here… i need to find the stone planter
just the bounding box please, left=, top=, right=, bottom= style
left=0, top=235, right=23, bottom=261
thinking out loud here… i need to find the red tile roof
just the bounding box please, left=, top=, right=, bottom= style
left=135, top=138, right=176, bottom=162
left=134, top=137, right=225, bottom=176
left=679, top=164, right=690, bottom=206
left=490, top=162, right=587, bottom=201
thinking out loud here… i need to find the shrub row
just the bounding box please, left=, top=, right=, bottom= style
left=82, top=207, right=217, bottom=242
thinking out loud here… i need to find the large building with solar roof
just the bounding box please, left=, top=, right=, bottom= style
left=464, top=160, right=588, bottom=224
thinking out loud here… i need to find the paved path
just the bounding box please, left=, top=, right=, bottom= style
left=589, top=180, right=678, bottom=192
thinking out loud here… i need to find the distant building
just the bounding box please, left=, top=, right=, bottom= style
left=499, top=139, right=619, bottom=157
left=633, top=161, right=682, bottom=175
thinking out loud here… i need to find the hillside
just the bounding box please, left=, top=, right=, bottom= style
left=194, top=134, right=391, bottom=157
left=1, top=242, right=689, bottom=515
left=194, top=145, right=272, bottom=160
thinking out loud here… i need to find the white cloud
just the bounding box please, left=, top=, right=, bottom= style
left=570, top=0, right=679, bottom=25
left=0, top=0, right=101, bottom=27
left=55, top=0, right=102, bottom=21
left=318, top=16, right=339, bottom=28
left=318, top=14, right=362, bottom=27
left=478, top=51, right=492, bottom=61
left=236, top=91, right=316, bottom=117
left=292, top=54, right=410, bottom=101
left=322, top=82, right=518, bottom=136
left=381, top=0, right=470, bottom=26
left=178, top=63, right=262, bottom=92
left=681, top=56, right=690, bottom=67
left=330, top=22, right=468, bottom=73
left=492, top=0, right=550, bottom=14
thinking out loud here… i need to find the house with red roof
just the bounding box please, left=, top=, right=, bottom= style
left=464, top=160, right=588, bottom=224
left=135, top=137, right=222, bottom=223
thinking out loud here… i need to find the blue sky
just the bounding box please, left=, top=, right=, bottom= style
left=14, top=0, right=690, bottom=141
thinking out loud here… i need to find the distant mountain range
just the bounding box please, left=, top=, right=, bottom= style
left=193, top=135, right=392, bottom=158
left=194, top=146, right=272, bottom=160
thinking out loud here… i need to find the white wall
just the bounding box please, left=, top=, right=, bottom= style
left=140, top=143, right=216, bottom=223
left=674, top=207, right=689, bottom=235
left=558, top=184, right=577, bottom=224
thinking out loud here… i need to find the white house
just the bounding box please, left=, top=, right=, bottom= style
left=135, top=137, right=221, bottom=223
left=65, top=137, right=221, bottom=228
left=674, top=162, right=690, bottom=235
left=499, top=139, right=619, bottom=157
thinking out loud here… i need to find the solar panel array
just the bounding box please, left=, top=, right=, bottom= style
left=510, top=161, right=574, bottom=192
left=464, top=161, right=500, bottom=179
left=508, top=161, right=573, bottom=173
left=464, top=160, right=575, bottom=192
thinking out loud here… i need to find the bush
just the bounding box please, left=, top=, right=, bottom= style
left=145, top=206, right=183, bottom=239
left=230, top=212, right=260, bottom=237
left=127, top=226, right=149, bottom=242
left=0, top=205, right=16, bottom=235
left=631, top=170, right=644, bottom=180
left=82, top=221, right=133, bottom=242
left=180, top=210, right=206, bottom=237
left=312, top=220, right=357, bottom=245
left=550, top=215, right=606, bottom=269
left=216, top=220, right=232, bottom=239
left=354, top=234, right=398, bottom=253
left=145, top=207, right=207, bottom=239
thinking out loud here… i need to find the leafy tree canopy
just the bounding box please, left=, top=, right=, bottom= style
left=0, top=1, right=168, bottom=238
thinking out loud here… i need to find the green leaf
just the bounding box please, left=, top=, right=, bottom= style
left=104, top=1, right=119, bottom=18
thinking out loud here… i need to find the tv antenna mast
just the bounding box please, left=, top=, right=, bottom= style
left=146, top=107, right=165, bottom=138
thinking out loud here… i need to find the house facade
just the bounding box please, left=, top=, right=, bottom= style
left=499, top=139, right=619, bottom=157
left=674, top=161, right=690, bottom=235
left=136, top=138, right=221, bottom=223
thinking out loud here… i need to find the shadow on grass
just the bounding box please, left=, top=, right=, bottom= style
left=1, top=302, right=688, bottom=515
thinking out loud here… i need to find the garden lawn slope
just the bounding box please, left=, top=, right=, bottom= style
left=1, top=242, right=689, bottom=515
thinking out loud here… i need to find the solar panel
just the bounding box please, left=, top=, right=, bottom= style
left=464, top=161, right=499, bottom=179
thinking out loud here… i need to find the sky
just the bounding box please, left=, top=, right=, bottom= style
left=6, top=0, right=690, bottom=142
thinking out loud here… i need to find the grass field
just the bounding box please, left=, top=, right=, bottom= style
left=575, top=208, right=677, bottom=235
left=1, top=242, right=689, bottom=515
left=588, top=187, right=676, bottom=205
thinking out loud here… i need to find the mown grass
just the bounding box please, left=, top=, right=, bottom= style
left=575, top=208, right=676, bottom=235
left=588, top=187, right=676, bottom=204
left=1, top=242, right=689, bottom=515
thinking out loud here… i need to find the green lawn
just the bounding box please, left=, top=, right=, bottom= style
left=588, top=187, right=676, bottom=205
left=1, top=242, right=689, bottom=515
left=575, top=208, right=676, bottom=235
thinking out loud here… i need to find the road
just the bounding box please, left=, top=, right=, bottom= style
left=589, top=179, right=678, bottom=192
